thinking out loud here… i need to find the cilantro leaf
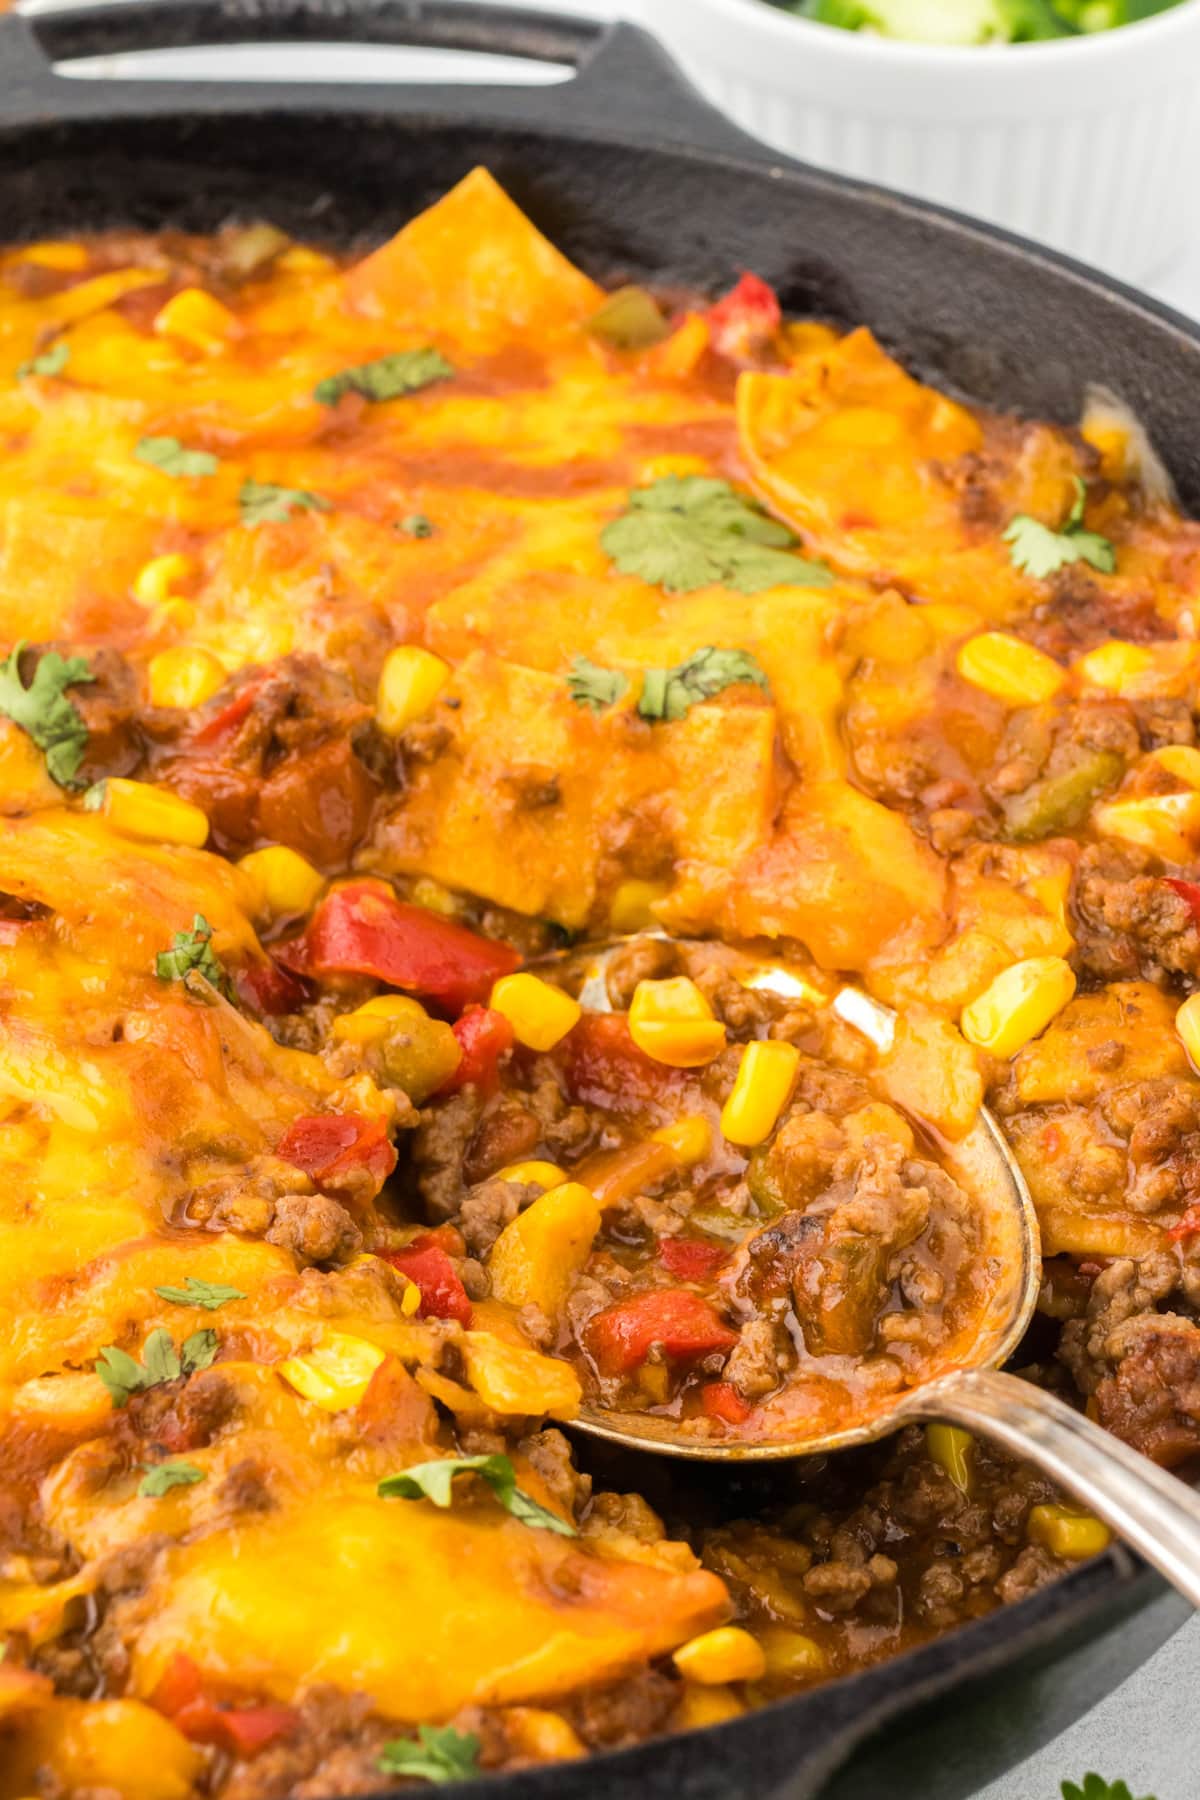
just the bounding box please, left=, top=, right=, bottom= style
left=1062, top=1778, right=1156, bottom=1800
left=639, top=647, right=769, bottom=722
left=239, top=479, right=331, bottom=526
left=94, top=1345, right=152, bottom=1409
left=135, top=436, right=219, bottom=480
left=567, top=655, right=630, bottom=713
left=139, top=1460, right=205, bottom=1498
left=95, top=1327, right=219, bottom=1410
left=398, top=513, right=434, bottom=539
left=601, top=475, right=832, bottom=595
left=314, top=347, right=453, bottom=407
left=154, top=1276, right=245, bottom=1311
left=0, top=641, right=95, bottom=788
left=1004, top=477, right=1116, bottom=579
left=181, top=1329, right=219, bottom=1373
left=377, top=1724, right=481, bottom=1784
left=155, top=914, right=231, bottom=997
left=17, top=339, right=69, bottom=381
left=378, top=1454, right=576, bottom=1536
left=96, top=1329, right=180, bottom=1408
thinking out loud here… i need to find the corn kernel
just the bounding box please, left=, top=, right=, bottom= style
left=147, top=647, right=226, bottom=710
left=85, top=778, right=209, bottom=850
left=502, top=1709, right=586, bottom=1764
left=609, top=878, right=669, bottom=932
left=757, top=1627, right=829, bottom=1681
left=495, top=1160, right=569, bottom=1190
left=331, top=994, right=429, bottom=1045
left=1176, top=995, right=1200, bottom=1068
left=1148, top=745, right=1200, bottom=790
left=677, top=1684, right=746, bottom=1730
left=237, top=845, right=325, bottom=921
left=651, top=1115, right=713, bottom=1166
left=628, top=976, right=727, bottom=1068
left=673, top=1627, right=766, bottom=1686
left=1027, top=1503, right=1112, bottom=1560
left=18, top=241, right=90, bottom=272
left=1093, top=792, right=1200, bottom=864
left=375, top=645, right=451, bottom=737
left=926, top=1422, right=975, bottom=1495
left=960, top=956, right=1077, bottom=1059
left=955, top=632, right=1065, bottom=707
left=400, top=1280, right=422, bottom=1317
left=490, top=973, right=581, bottom=1051
left=133, top=553, right=195, bottom=609
left=720, top=1040, right=800, bottom=1147
left=1075, top=640, right=1155, bottom=695
left=153, top=287, right=240, bottom=353
left=278, top=1332, right=385, bottom=1410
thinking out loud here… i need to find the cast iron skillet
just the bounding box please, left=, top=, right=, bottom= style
left=2, top=4, right=1197, bottom=1793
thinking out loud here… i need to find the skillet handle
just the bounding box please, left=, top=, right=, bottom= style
left=904, top=1367, right=1200, bottom=1609
left=1, top=0, right=765, bottom=159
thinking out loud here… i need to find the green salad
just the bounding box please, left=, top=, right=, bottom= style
left=782, top=0, right=1185, bottom=41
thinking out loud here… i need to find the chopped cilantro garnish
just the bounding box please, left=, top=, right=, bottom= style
left=155, top=914, right=231, bottom=996
left=1062, top=1779, right=1157, bottom=1800
left=0, top=641, right=94, bottom=788
left=135, top=435, right=219, bottom=479
left=567, top=646, right=769, bottom=722
left=638, top=647, right=769, bottom=721
left=154, top=1275, right=245, bottom=1311
left=601, top=474, right=832, bottom=595
left=138, top=1460, right=206, bottom=1498
left=95, top=1327, right=217, bottom=1408
left=1004, top=477, right=1116, bottom=579
left=377, top=1724, right=481, bottom=1784
left=314, top=347, right=453, bottom=407
left=378, top=1454, right=576, bottom=1536
left=239, top=479, right=331, bottom=526
left=17, top=339, right=69, bottom=381
left=397, top=513, right=435, bottom=539
left=567, top=655, right=630, bottom=713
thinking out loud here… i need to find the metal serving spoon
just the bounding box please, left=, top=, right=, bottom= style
left=550, top=940, right=1200, bottom=1609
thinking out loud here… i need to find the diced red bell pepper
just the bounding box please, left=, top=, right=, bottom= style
left=1166, top=878, right=1200, bottom=927
left=150, top=1652, right=203, bottom=1717
left=276, top=1112, right=396, bottom=1188
left=381, top=1238, right=472, bottom=1325
left=233, top=957, right=309, bottom=1016
left=659, top=1237, right=729, bottom=1282
left=175, top=1698, right=299, bottom=1758
left=701, top=1380, right=753, bottom=1426
left=191, top=675, right=270, bottom=746
left=1168, top=1205, right=1200, bottom=1241
left=585, top=1289, right=738, bottom=1377
left=435, top=1004, right=515, bottom=1095
left=560, top=1013, right=687, bottom=1117
left=277, top=880, right=520, bottom=1012
left=705, top=272, right=782, bottom=362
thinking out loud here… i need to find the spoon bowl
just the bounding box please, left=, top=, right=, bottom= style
left=540, top=936, right=1200, bottom=1608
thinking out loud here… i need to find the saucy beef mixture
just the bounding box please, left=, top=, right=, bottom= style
left=2, top=173, right=1200, bottom=1795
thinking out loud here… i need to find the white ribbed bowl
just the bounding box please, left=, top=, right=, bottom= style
left=648, top=0, right=1200, bottom=282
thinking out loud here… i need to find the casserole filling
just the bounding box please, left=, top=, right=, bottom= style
left=1, top=170, right=1200, bottom=1792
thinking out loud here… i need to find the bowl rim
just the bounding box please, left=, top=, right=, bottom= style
left=678, top=0, right=1200, bottom=63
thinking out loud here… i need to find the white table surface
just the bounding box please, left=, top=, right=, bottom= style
left=37, top=3, right=1200, bottom=1793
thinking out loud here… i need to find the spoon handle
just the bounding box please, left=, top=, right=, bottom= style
left=903, top=1367, right=1200, bottom=1609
